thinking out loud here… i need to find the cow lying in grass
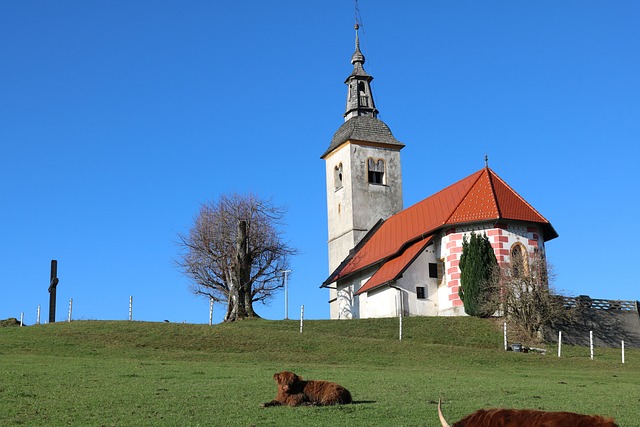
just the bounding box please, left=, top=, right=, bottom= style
left=437, top=399, right=618, bottom=427
left=261, top=371, right=352, bottom=407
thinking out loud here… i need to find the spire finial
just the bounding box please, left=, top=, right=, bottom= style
left=484, top=155, right=489, bottom=167
left=351, top=22, right=365, bottom=66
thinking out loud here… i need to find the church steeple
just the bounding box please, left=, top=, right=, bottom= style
left=323, top=20, right=404, bottom=297
left=344, top=24, right=378, bottom=121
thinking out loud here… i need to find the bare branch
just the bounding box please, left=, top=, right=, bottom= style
left=483, top=250, right=572, bottom=344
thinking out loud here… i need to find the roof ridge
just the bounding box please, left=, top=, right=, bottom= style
left=486, top=167, right=502, bottom=218
left=442, top=168, right=487, bottom=225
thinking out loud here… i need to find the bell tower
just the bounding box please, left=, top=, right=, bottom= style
left=322, top=24, right=405, bottom=286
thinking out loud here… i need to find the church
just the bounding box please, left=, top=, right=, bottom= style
left=321, top=26, right=558, bottom=319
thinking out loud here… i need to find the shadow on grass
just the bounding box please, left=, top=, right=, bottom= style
left=351, top=400, right=377, bottom=405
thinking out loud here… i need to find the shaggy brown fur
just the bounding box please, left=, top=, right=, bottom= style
left=261, top=371, right=352, bottom=407
left=438, top=399, right=618, bottom=427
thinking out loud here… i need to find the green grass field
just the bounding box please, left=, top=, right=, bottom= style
left=1, top=317, right=637, bottom=426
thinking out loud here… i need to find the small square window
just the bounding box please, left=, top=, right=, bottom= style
left=428, top=263, right=438, bottom=278
left=416, top=286, right=426, bottom=299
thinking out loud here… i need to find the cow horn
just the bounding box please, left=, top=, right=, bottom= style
left=438, top=398, right=451, bottom=427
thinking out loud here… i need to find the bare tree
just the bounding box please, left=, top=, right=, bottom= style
left=485, top=251, right=572, bottom=343
left=177, top=193, right=296, bottom=322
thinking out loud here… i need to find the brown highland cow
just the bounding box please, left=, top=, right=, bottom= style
left=261, top=371, right=352, bottom=407
left=438, top=399, right=618, bottom=427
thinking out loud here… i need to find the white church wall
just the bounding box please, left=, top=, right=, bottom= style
left=336, top=279, right=359, bottom=320
left=395, top=247, right=439, bottom=316
left=335, top=267, right=377, bottom=319
left=361, top=286, right=399, bottom=318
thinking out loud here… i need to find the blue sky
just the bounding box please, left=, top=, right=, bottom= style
left=2, top=1, right=639, bottom=324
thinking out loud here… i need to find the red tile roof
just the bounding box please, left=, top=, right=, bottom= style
left=323, top=167, right=557, bottom=287
left=354, top=237, right=433, bottom=295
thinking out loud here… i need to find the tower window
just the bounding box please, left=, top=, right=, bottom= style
left=367, top=158, right=385, bottom=185
left=334, top=163, right=343, bottom=190
left=358, top=82, right=369, bottom=106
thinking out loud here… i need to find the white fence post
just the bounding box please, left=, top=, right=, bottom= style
left=37, top=305, right=41, bottom=325
left=557, top=331, right=562, bottom=357
left=299, top=305, right=304, bottom=333
left=399, top=311, right=403, bottom=341
left=590, top=330, right=594, bottom=360
left=129, top=296, right=133, bottom=321
left=20, top=312, right=24, bottom=327
left=209, top=298, right=214, bottom=326
left=622, top=340, right=625, bottom=364
left=67, top=298, right=73, bottom=322
left=503, top=322, right=507, bottom=351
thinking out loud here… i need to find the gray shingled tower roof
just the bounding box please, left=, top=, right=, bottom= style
left=322, top=116, right=404, bottom=158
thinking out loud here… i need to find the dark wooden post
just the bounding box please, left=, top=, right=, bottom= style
left=48, top=260, right=59, bottom=323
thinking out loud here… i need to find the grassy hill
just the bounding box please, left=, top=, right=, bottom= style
left=0, top=317, right=636, bottom=426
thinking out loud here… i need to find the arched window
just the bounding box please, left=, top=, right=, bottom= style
left=367, top=158, right=385, bottom=185
left=334, top=163, right=343, bottom=190
left=510, top=243, right=528, bottom=278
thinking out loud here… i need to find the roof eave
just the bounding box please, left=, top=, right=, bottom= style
left=354, top=281, right=391, bottom=296
left=542, top=223, right=559, bottom=241
left=446, top=216, right=559, bottom=242
left=320, top=138, right=405, bottom=160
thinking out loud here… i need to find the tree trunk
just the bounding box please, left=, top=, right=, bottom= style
left=243, top=282, right=260, bottom=318
left=224, top=220, right=257, bottom=322
left=236, top=286, right=249, bottom=319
